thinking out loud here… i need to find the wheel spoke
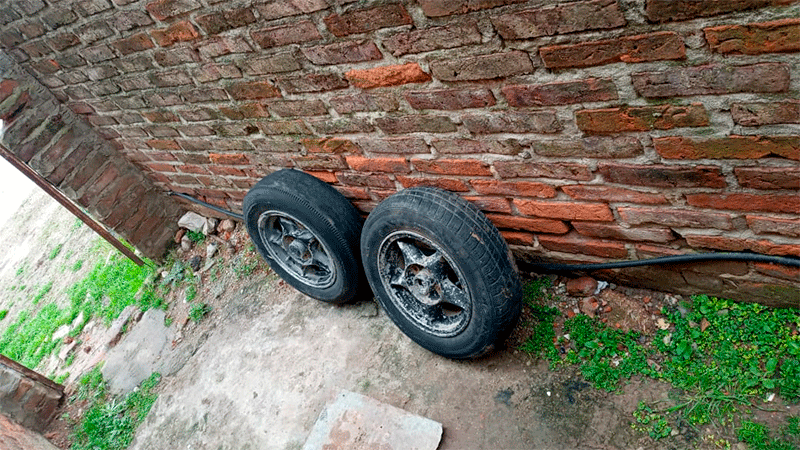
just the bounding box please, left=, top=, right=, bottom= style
left=439, top=279, right=469, bottom=311
left=396, top=241, right=426, bottom=267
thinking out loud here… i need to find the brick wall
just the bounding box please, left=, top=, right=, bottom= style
left=0, top=0, right=798, bottom=305
left=0, top=355, right=63, bottom=433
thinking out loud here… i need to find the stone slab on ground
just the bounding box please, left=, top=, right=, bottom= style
left=303, top=390, right=442, bottom=450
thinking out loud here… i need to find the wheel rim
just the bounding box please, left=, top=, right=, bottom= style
left=257, top=211, right=336, bottom=289
left=377, top=231, right=472, bottom=338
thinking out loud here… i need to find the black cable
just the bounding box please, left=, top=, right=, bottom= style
left=523, top=252, right=800, bottom=271
left=168, top=191, right=244, bottom=221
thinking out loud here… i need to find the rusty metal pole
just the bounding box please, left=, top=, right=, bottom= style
left=0, top=142, right=146, bottom=266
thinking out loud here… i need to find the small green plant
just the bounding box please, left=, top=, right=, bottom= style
left=185, top=283, right=198, bottom=302
left=0, top=310, right=7, bottom=320
left=186, top=230, right=205, bottom=244
left=71, top=259, right=84, bottom=272
left=53, top=372, right=69, bottom=384
left=48, top=243, right=63, bottom=260
left=71, top=217, right=84, bottom=231
left=189, top=303, right=211, bottom=323
left=633, top=402, right=672, bottom=440
left=15, top=265, right=26, bottom=277
left=32, top=282, right=53, bottom=305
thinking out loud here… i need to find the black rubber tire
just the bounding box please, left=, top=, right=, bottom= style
left=243, top=169, right=363, bottom=304
left=360, top=187, right=522, bottom=359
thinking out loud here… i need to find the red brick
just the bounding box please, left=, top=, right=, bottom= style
left=337, top=172, right=395, bottom=189
left=308, top=117, right=374, bottom=134
left=463, top=111, right=561, bottom=134
left=538, top=234, right=628, bottom=259
left=412, top=159, right=492, bottom=176
left=405, top=88, right=496, bottom=110
left=754, top=262, right=800, bottom=282
left=573, top=222, right=674, bottom=243
left=514, top=199, right=614, bottom=221
left=251, top=21, right=322, bottom=48
left=493, top=161, right=593, bottom=180
left=144, top=162, right=178, bottom=172
left=503, top=78, right=618, bottom=107
left=620, top=207, right=737, bottom=230
left=150, top=69, right=193, bottom=88
left=150, top=21, right=199, bottom=47
left=147, top=139, right=181, bottom=150
left=304, top=170, right=337, bottom=184
left=464, top=196, right=512, bottom=213
left=252, top=139, right=302, bottom=153
left=686, top=193, right=800, bottom=214
left=501, top=231, right=536, bottom=246
left=346, top=156, right=410, bottom=173
left=330, top=93, right=399, bottom=113
left=302, top=138, right=361, bottom=154
left=197, top=36, right=253, bottom=59
left=655, top=136, right=799, bottom=161
left=705, top=19, right=800, bottom=55
left=145, top=0, right=201, bottom=20
left=142, top=111, right=179, bottom=123
left=732, top=101, right=800, bottom=126
left=225, top=80, right=281, bottom=100
left=293, top=155, right=349, bottom=171
left=577, top=103, right=709, bottom=134
left=735, top=166, right=800, bottom=189
left=0, top=80, right=19, bottom=103
left=533, top=136, right=643, bottom=158
left=417, top=0, right=526, bottom=17
left=432, top=139, right=523, bottom=156
left=747, top=215, right=800, bottom=237
left=177, top=164, right=210, bottom=174
left=345, top=63, right=431, bottom=89
left=632, top=63, right=790, bottom=98
left=684, top=235, right=800, bottom=257
left=220, top=103, right=270, bottom=120
left=268, top=99, right=327, bottom=117
left=562, top=186, right=667, bottom=205
left=635, top=244, right=685, bottom=258
left=195, top=8, right=257, bottom=35
left=240, top=53, right=302, bottom=75
left=258, top=120, right=311, bottom=135
left=486, top=213, right=570, bottom=234
left=324, top=4, right=412, bottom=37
left=376, top=116, right=456, bottom=134
left=493, top=0, right=626, bottom=39
left=646, top=0, right=796, bottom=23
left=383, top=23, right=482, bottom=56
left=194, top=63, right=242, bottom=83
left=49, top=32, right=81, bottom=51
left=598, top=163, right=726, bottom=188
left=276, top=73, right=349, bottom=93
left=111, top=33, right=155, bottom=55
left=471, top=179, right=556, bottom=198
left=336, top=185, right=371, bottom=200
left=153, top=47, right=199, bottom=67
left=207, top=165, right=246, bottom=177
left=396, top=176, right=470, bottom=192
left=430, top=51, right=533, bottom=81
left=302, top=40, right=383, bottom=65
left=541, top=31, right=684, bottom=69
left=357, top=138, right=430, bottom=155
left=210, top=153, right=249, bottom=165
left=256, top=0, right=328, bottom=20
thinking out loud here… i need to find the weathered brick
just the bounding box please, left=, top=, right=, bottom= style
left=29, top=59, right=60, bottom=75
left=239, top=52, right=302, bottom=75
left=430, top=51, right=533, bottom=81
left=376, top=115, right=456, bottom=135
left=538, top=234, right=628, bottom=259
left=194, top=63, right=242, bottom=83
left=345, top=63, right=430, bottom=89
left=493, top=0, right=626, bottom=39
left=112, top=33, right=155, bottom=55
left=540, top=31, right=685, bottom=69
left=412, top=158, right=492, bottom=176
left=357, top=137, right=429, bottom=155
left=463, top=111, right=561, bottom=134
left=181, top=87, right=228, bottom=103
left=501, top=231, right=536, bottom=246
left=599, top=163, right=726, bottom=188
left=304, top=170, right=337, bottom=184
left=47, top=32, right=81, bottom=52
left=302, top=40, right=383, bottom=65
left=336, top=185, right=371, bottom=200
left=471, top=179, right=556, bottom=198
left=705, top=19, right=800, bottom=55
left=302, top=138, right=360, bottom=154
left=276, top=73, right=349, bottom=93
left=150, top=21, right=199, bottom=47
left=149, top=69, right=193, bottom=88
left=197, top=36, right=253, bottom=59
left=178, top=107, right=220, bottom=121
left=732, top=101, right=800, bottom=126
left=754, top=262, right=800, bottom=282
left=75, top=0, right=112, bottom=16
left=417, top=0, right=526, bottom=17
left=432, top=139, right=523, bottom=156
left=147, top=139, right=181, bottom=150
left=485, top=213, right=569, bottom=234
left=337, top=172, right=394, bottom=188
left=562, top=186, right=667, bottom=205
left=145, top=0, right=200, bottom=20
left=346, top=155, right=410, bottom=173
left=309, top=117, right=374, bottom=134
left=396, top=176, right=470, bottom=192
left=645, top=0, right=795, bottom=23
left=330, top=93, right=399, bottom=114
left=251, top=21, right=322, bottom=48
left=514, top=199, right=613, bottom=221
left=747, top=215, right=800, bottom=237
left=324, top=4, right=412, bottom=37
left=464, top=196, right=512, bottom=213
left=655, top=136, right=799, bottom=161
left=81, top=44, right=115, bottom=63
left=219, top=103, right=270, bottom=120
left=576, top=104, right=708, bottom=134
left=618, top=207, right=734, bottom=229
left=195, top=8, right=257, bottom=35
left=735, top=166, right=800, bottom=189
left=14, top=0, right=46, bottom=15
left=225, top=80, right=281, bottom=100
left=533, top=136, right=642, bottom=158
left=573, top=222, right=674, bottom=243
left=405, top=87, right=495, bottom=110
left=684, top=235, right=800, bottom=257
left=268, top=99, right=327, bottom=117
left=258, top=119, right=311, bottom=135
left=19, top=21, right=46, bottom=39
left=494, top=161, right=592, bottom=180
left=383, top=23, right=482, bottom=56
left=112, top=10, right=153, bottom=32
left=256, top=0, right=328, bottom=20
left=503, top=78, right=617, bottom=107
left=632, top=63, right=790, bottom=97
left=42, top=7, right=78, bottom=29
left=687, top=193, right=800, bottom=214
left=142, top=110, right=179, bottom=123
left=20, top=40, right=52, bottom=59
left=210, top=152, right=249, bottom=165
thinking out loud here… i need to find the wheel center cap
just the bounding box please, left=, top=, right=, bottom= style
left=288, top=239, right=310, bottom=263
left=408, top=268, right=439, bottom=305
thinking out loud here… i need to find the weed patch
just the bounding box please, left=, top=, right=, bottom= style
left=49, top=243, right=64, bottom=260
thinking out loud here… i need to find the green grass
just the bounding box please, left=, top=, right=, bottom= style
left=518, top=281, right=800, bottom=448
left=32, top=282, right=53, bottom=305
left=70, top=370, right=161, bottom=450
left=189, top=303, right=211, bottom=323
left=49, top=243, right=64, bottom=260
left=185, top=230, right=205, bottom=244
